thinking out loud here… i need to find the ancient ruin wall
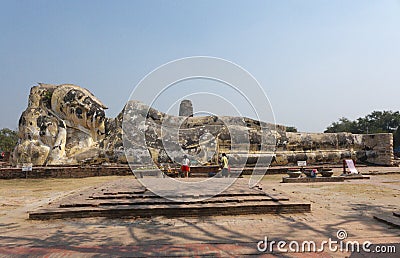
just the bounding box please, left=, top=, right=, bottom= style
left=270, top=132, right=394, bottom=166
left=358, top=133, right=394, bottom=166
left=12, top=84, right=394, bottom=167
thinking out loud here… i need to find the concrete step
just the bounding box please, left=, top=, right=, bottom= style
left=91, top=191, right=272, bottom=200
left=60, top=195, right=285, bottom=208
left=282, top=176, right=344, bottom=183
left=373, top=214, right=400, bottom=228
left=30, top=201, right=311, bottom=220
left=29, top=178, right=310, bottom=220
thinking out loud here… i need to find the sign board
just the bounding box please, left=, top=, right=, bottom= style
left=22, top=163, right=33, bottom=172
left=297, top=161, right=307, bottom=167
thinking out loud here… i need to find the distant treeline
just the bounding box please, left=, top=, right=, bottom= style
left=0, top=128, right=18, bottom=152
left=325, top=110, right=400, bottom=151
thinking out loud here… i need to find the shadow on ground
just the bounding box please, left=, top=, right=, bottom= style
left=0, top=175, right=399, bottom=256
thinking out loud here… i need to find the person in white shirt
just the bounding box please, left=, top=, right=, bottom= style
left=181, top=155, right=190, bottom=178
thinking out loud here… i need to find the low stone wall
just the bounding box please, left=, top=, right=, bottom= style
left=276, top=132, right=393, bottom=166
left=0, top=166, right=133, bottom=179
left=282, top=177, right=345, bottom=183
left=358, top=133, right=393, bottom=165
left=225, top=132, right=394, bottom=166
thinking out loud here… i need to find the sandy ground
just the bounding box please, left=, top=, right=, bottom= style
left=0, top=169, right=399, bottom=257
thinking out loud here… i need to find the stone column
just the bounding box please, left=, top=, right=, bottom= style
left=179, top=99, right=193, bottom=117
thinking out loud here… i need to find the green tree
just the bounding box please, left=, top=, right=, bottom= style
left=286, top=126, right=298, bottom=132
left=0, top=128, right=18, bottom=152
left=324, top=117, right=360, bottom=134
left=363, top=111, right=400, bottom=133
left=325, top=111, right=400, bottom=149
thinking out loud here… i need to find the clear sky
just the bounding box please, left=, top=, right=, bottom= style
left=1, top=0, right=399, bottom=132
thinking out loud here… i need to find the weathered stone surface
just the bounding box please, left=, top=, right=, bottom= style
left=28, top=178, right=311, bottom=220
left=272, top=132, right=394, bottom=166
left=13, top=84, right=107, bottom=165
left=282, top=176, right=345, bottom=183
left=179, top=99, right=193, bottom=117
left=12, top=83, right=394, bottom=167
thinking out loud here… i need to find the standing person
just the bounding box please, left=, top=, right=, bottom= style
left=181, top=155, right=190, bottom=178
left=221, top=153, right=229, bottom=178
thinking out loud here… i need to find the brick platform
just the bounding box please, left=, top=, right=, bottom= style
left=374, top=212, right=400, bottom=228
left=29, top=178, right=311, bottom=220
left=282, top=176, right=345, bottom=183
left=340, top=174, right=371, bottom=180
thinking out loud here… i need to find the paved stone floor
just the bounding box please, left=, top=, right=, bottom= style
left=0, top=169, right=399, bottom=257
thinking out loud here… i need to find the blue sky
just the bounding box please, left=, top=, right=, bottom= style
left=1, top=0, right=399, bottom=132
